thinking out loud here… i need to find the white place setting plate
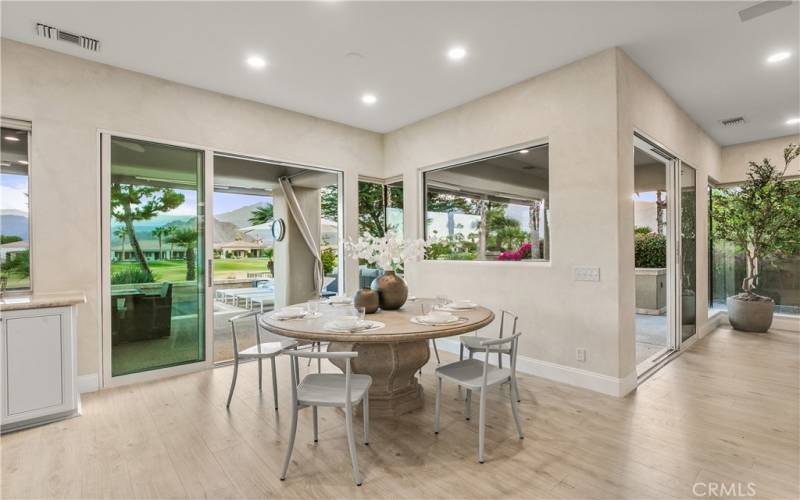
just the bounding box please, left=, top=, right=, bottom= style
left=324, top=296, right=353, bottom=306
left=437, top=300, right=478, bottom=311
left=271, top=307, right=321, bottom=321
left=411, top=314, right=468, bottom=326
left=324, top=319, right=385, bottom=333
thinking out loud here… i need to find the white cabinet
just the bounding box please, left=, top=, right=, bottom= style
left=1, top=305, right=79, bottom=433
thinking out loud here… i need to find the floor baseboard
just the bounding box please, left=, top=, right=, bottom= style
left=78, top=373, right=99, bottom=393
left=434, top=339, right=636, bottom=397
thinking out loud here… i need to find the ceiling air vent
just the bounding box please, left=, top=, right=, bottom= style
left=35, top=22, right=100, bottom=52
left=720, top=116, right=746, bottom=127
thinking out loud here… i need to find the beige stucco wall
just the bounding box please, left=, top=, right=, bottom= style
left=385, top=49, right=625, bottom=380
left=0, top=39, right=382, bottom=379
left=5, top=37, right=774, bottom=394
left=616, top=49, right=722, bottom=376
left=719, top=134, right=800, bottom=183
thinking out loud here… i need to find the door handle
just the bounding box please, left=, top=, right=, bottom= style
left=207, top=259, right=213, bottom=288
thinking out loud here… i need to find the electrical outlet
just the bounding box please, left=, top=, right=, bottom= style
left=576, top=348, right=587, bottom=362
left=574, top=266, right=600, bottom=282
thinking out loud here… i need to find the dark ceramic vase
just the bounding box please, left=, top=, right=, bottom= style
left=353, top=288, right=380, bottom=314
left=370, top=270, right=408, bottom=310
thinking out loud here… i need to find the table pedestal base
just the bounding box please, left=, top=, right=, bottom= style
left=327, top=340, right=430, bottom=417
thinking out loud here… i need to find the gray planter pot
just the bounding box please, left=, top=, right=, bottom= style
left=727, top=295, right=774, bottom=333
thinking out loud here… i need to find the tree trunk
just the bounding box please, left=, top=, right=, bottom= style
left=529, top=201, right=540, bottom=259
left=477, top=199, right=487, bottom=260
left=157, top=236, right=163, bottom=260
left=120, top=236, right=126, bottom=262
left=124, top=219, right=152, bottom=277
left=185, top=246, right=196, bottom=281
left=656, top=190, right=665, bottom=235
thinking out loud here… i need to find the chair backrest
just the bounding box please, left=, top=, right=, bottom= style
left=284, top=350, right=359, bottom=408
left=479, top=332, right=522, bottom=386
left=228, top=310, right=288, bottom=357
left=497, top=310, right=519, bottom=339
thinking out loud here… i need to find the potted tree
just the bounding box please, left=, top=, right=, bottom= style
left=711, top=144, right=800, bottom=332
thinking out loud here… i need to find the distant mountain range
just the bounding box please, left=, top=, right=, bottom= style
left=0, top=204, right=271, bottom=245
left=109, top=202, right=272, bottom=246
left=215, top=202, right=271, bottom=229
left=0, top=210, right=28, bottom=240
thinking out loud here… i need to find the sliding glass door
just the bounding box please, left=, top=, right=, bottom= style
left=680, top=164, right=697, bottom=342
left=105, top=136, right=206, bottom=378
left=634, top=135, right=699, bottom=376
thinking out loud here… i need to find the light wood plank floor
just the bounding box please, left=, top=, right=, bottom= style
left=2, top=326, right=798, bottom=499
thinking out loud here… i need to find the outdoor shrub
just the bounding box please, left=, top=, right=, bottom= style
left=321, top=247, right=337, bottom=275
left=635, top=232, right=666, bottom=268
left=634, top=226, right=653, bottom=235
left=111, top=266, right=155, bottom=284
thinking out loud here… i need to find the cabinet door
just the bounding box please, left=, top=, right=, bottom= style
left=5, top=313, right=64, bottom=416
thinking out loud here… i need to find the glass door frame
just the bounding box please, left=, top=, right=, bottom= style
left=101, top=131, right=349, bottom=386
left=208, top=151, right=346, bottom=365
left=634, top=132, right=698, bottom=377
left=100, top=131, right=215, bottom=388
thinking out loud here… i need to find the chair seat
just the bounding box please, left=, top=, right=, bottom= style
left=436, top=359, right=511, bottom=389
left=460, top=335, right=512, bottom=353
left=297, top=373, right=372, bottom=407
left=238, top=339, right=296, bottom=359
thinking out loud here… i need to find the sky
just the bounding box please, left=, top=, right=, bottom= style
left=167, top=190, right=272, bottom=217
left=0, top=173, right=28, bottom=213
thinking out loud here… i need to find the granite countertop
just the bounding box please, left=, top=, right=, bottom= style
left=0, top=291, right=87, bottom=312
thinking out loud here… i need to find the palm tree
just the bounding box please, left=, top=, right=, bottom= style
left=249, top=204, right=274, bottom=225
left=167, top=227, right=198, bottom=281
left=165, top=225, right=178, bottom=260
left=113, top=226, right=129, bottom=261
left=152, top=226, right=169, bottom=260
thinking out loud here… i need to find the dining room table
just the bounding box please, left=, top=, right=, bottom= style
left=259, top=298, right=494, bottom=417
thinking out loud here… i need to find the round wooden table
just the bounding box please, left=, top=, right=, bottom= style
left=259, top=298, right=494, bottom=417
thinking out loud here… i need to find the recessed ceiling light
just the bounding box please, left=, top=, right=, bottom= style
left=787, top=117, right=800, bottom=125
left=767, top=51, right=791, bottom=63
left=4, top=136, right=20, bottom=142
left=447, top=46, right=467, bottom=61
left=246, top=55, right=267, bottom=69
left=519, top=149, right=529, bottom=154
left=361, top=93, right=377, bottom=105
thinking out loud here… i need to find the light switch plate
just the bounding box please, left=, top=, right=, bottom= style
left=574, top=266, right=600, bottom=282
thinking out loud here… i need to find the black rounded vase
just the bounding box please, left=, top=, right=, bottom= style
left=370, top=270, right=408, bottom=310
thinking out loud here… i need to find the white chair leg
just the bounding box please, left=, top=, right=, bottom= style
left=431, top=340, right=441, bottom=364
left=363, top=395, right=370, bottom=445
left=465, top=389, right=472, bottom=421
left=258, top=358, right=263, bottom=391
left=280, top=403, right=299, bottom=480
left=513, top=378, right=521, bottom=403
left=226, top=358, right=239, bottom=408
left=478, top=388, right=487, bottom=463
left=312, top=406, right=319, bottom=443
left=510, top=379, right=524, bottom=440
left=434, top=376, right=442, bottom=434
left=270, top=357, right=279, bottom=411
left=344, top=405, right=362, bottom=486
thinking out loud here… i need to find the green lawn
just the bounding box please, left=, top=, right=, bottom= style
left=112, top=258, right=270, bottom=282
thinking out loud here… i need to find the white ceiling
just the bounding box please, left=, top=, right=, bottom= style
left=1, top=1, right=798, bottom=145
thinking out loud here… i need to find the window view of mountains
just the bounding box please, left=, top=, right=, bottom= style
left=0, top=209, right=28, bottom=240
left=110, top=202, right=273, bottom=246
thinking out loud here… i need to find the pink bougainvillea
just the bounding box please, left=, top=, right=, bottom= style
left=497, top=242, right=533, bottom=261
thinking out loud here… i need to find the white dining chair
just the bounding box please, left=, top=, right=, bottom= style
left=459, top=309, right=520, bottom=402
left=434, top=332, right=524, bottom=464
left=280, top=349, right=372, bottom=486
left=225, top=311, right=296, bottom=409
